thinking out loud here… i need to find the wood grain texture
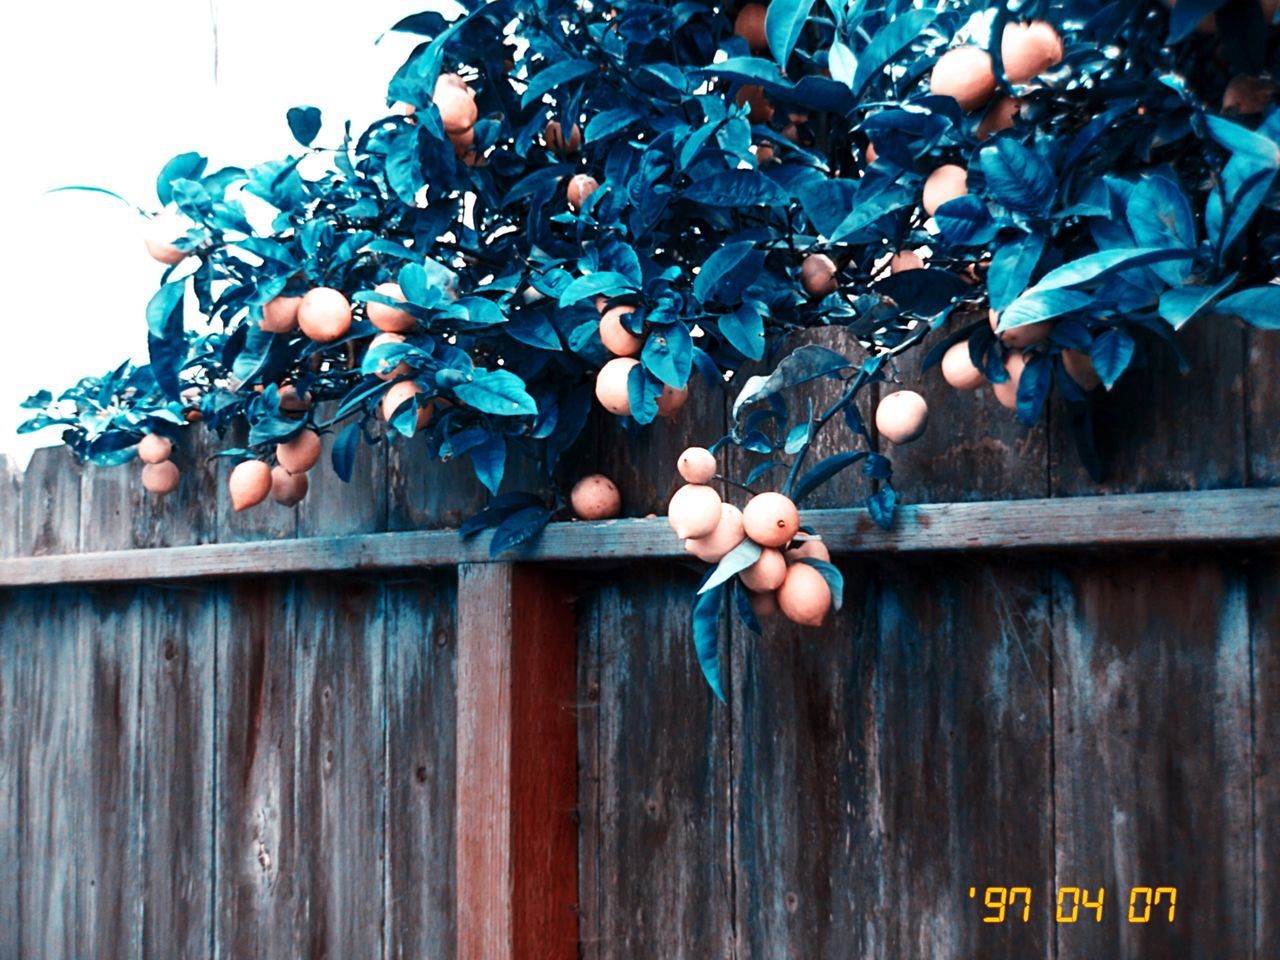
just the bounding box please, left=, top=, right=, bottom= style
left=1051, top=322, right=1247, bottom=494
left=0, top=454, right=21, bottom=558
left=1250, top=558, right=1279, bottom=958
left=0, top=591, right=20, bottom=959
left=384, top=574, right=458, bottom=959
left=297, top=406, right=388, bottom=537
left=75, top=585, right=145, bottom=959
left=138, top=583, right=217, bottom=959
left=1052, top=558, right=1254, bottom=959
left=2, top=488, right=1277, bottom=587
left=874, top=559, right=1054, bottom=959
left=15, top=589, right=82, bottom=959
left=576, top=566, right=733, bottom=959
left=19, top=446, right=81, bottom=556
left=213, top=576, right=387, bottom=958
left=1245, top=327, right=1279, bottom=486
left=455, top=563, right=579, bottom=960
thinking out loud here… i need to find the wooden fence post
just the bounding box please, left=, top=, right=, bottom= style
left=456, top=563, right=578, bottom=960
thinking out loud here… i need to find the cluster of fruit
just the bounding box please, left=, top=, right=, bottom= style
left=220, top=429, right=324, bottom=511
left=393, top=72, right=483, bottom=165
left=591, top=297, right=689, bottom=419
left=667, top=447, right=834, bottom=627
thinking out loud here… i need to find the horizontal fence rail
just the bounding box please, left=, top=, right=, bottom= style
left=1, top=488, right=1277, bottom=587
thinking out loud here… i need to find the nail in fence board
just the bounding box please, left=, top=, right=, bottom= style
left=384, top=574, right=459, bottom=958
left=575, top=567, right=734, bottom=960
left=213, top=576, right=387, bottom=957
left=1051, top=558, right=1254, bottom=957
left=456, top=563, right=578, bottom=960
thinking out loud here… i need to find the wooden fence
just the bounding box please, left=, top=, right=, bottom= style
left=2, top=323, right=1279, bottom=959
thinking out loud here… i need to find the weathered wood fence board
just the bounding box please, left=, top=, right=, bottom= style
left=1252, top=558, right=1280, bottom=959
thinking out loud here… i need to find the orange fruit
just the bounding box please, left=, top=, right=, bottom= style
left=742, top=491, right=800, bottom=548
left=381, top=380, right=432, bottom=428
left=865, top=142, right=878, bottom=165
left=739, top=547, right=787, bottom=592
left=734, top=3, right=769, bottom=52
left=923, top=164, right=968, bottom=216
left=977, top=95, right=1021, bottom=140
left=545, top=120, right=582, bottom=157
left=229, top=460, right=272, bottom=512
left=366, top=282, right=416, bottom=333
left=595, top=357, right=638, bottom=415
left=1001, top=21, right=1063, bottom=84
left=279, top=383, right=312, bottom=413
left=685, top=503, right=747, bottom=563
left=941, top=341, right=986, bottom=390
left=801, top=253, right=838, bottom=298
left=735, top=85, right=774, bottom=124
left=786, top=538, right=831, bottom=564
left=434, top=73, right=477, bottom=134
left=992, top=350, right=1027, bottom=409
left=657, top=383, right=689, bottom=418
left=1062, top=349, right=1101, bottom=390
left=990, top=307, right=1050, bottom=348
left=755, top=141, right=776, bottom=164
left=261, top=295, right=301, bottom=334
left=392, top=101, right=417, bottom=120
left=571, top=474, right=623, bottom=519
left=748, top=589, right=779, bottom=618
left=930, top=46, right=997, bottom=112
left=270, top=465, right=309, bottom=507
left=298, top=287, right=353, bottom=343
left=144, top=236, right=185, bottom=265
left=677, top=446, right=717, bottom=485
left=600, top=306, right=644, bottom=356
left=889, top=250, right=924, bottom=273
left=138, top=434, right=173, bottom=464
left=369, top=332, right=410, bottom=380
left=141, top=460, right=180, bottom=496
left=449, top=125, right=476, bottom=158
left=276, top=430, right=322, bottom=474
left=1223, top=75, right=1274, bottom=115
left=668, top=483, right=724, bottom=539
left=875, top=390, right=929, bottom=444
left=567, top=174, right=599, bottom=212
left=777, top=562, right=832, bottom=626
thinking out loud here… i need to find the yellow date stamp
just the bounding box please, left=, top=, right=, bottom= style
left=968, top=886, right=1178, bottom=924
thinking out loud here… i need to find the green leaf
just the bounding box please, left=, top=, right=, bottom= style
left=1158, top=274, right=1237, bottom=330
left=585, top=106, right=642, bottom=142
left=979, top=139, right=1055, bottom=214
left=718, top=302, right=765, bottom=360
left=683, top=170, right=792, bottom=207
left=691, top=578, right=727, bottom=702
left=698, top=539, right=762, bottom=594
left=522, top=59, right=597, bottom=107
left=1026, top=247, right=1197, bottom=295
left=693, top=240, right=756, bottom=303
left=146, top=281, right=186, bottom=338
left=733, top=344, right=851, bottom=418
left=1091, top=328, right=1136, bottom=388
left=851, top=8, right=934, bottom=95
left=1215, top=284, right=1280, bottom=329
left=557, top=270, right=637, bottom=307
left=489, top=506, right=551, bottom=557
left=798, top=558, right=844, bottom=612
left=286, top=106, right=322, bottom=147
left=791, top=452, right=868, bottom=504
left=641, top=322, right=693, bottom=388
left=765, top=0, right=810, bottom=66
left=471, top=434, right=506, bottom=495
left=331, top=422, right=360, bottom=482
left=156, top=152, right=207, bottom=206
left=454, top=369, right=538, bottom=416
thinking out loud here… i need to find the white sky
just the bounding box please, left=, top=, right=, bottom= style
left=0, top=0, right=435, bottom=466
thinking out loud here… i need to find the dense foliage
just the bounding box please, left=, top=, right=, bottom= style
left=21, top=0, right=1280, bottom=684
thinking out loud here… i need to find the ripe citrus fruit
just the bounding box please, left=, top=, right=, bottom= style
left=740, top=547, right=787, bottom=592
left=786, top=538, right=830, bottom=564
left=992, top=350, right=1027, bottom=409
left=571, top=474, right=623, bottom=520
left=138, top=434, right=173, bottom=464
left=922, top=165, right=968, bottom=217
left=229, top=460, right=272, bottom=512
left=685, top=503, right=746, bottom=563
left=748, top=589, right=779, bottom=618
left=568, top=174, right=599, bottom=212
left=889, top=250, right=924, bottom=273
left=734, top=3, right=768, bottom=52
left=434, top=73, right=477, bottom=134
left=777, top=562, right=832, bottom=626
left=977, top=95, right=1021, bottom=140
left=545, top=120, right=581, bottom=157
left=369, top=332, right=410, bottom=380
left=1223, top=75, right=1274, bottom=115
left=141, top=460, right=180, bottom=496
left=366, top=282, right=416, bottom=333
left=1001, top=21, right=1063, bottom=84
left=1062, top=349, right=1101, bottom=390
left=261, top=295, right=301, bottom=334
left=941, top=341, right=986, bottom=390
left=279, top=383, right=312, bottom=413
left=595, top=357, right=638, bottom=415
left=735, top=85, right=774, bottom=124
left=381, top=380, right=432, bottom=428
left=600, top=306, right=643, bottom=356
left=298, top=287, right=353, bottom=343
left=677, top=446, right=717, bottom=485
left=865, top=141, right=879, bottom=165
left=990, top=307, right=1050, bottom=348
left=657, top=383, right=689, bottom=418
left=930, top=46, right=997, bottom=112
left=801, top=253, right=839, bottom=298
left=875, top=390, right=929, bottom=444
left=270, top=465, right=309, bottom=507
left=276, top=430, right=322, bottom=474
left=668, top=483, right=724, bottom=539
left=742, top=492, right=800, bottom=548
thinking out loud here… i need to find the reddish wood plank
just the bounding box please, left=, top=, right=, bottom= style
left=138, top=583, right=216, bottom=959
left=384, top=574, right=458, bottom=958
left=1251, top=557, right=1280, bottom=958
left=1052, top=558, right=1253, bottom=958
left=575, top=566, right=733, bottom=959
left=456, top=563, right=578, bottom=960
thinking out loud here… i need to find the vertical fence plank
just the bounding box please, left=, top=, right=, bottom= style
left=298, top=406, right=388, bottom=537
left=386, top=434, right=488, bottom=531
left=729, top=561, right=879, bottom=958
left=75, top=585, right=145, bottom=960
left=1246, top=328, right=1279, bottom=486
left=16, top=589, right=82, bottom=959
left=0, top=590, right=20, bottom=959
left=19, top=447, right=81, bottom=556
left=1250, top=558, right=1279, bottom=958
left=576, top=566, right=732, bottom=960
left=873, top=560, right=1055, bottom=958
left=384, top=573, right=459, bottom=959
left=1052, top=558, right=1254, bottom=958
left=214, top=576, right=386, bottom=958
left=139, top=583, right=217, bottom=959
left=456, top=563, right=578, bottom=960
left=0, top=454, right=21, bottom=557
